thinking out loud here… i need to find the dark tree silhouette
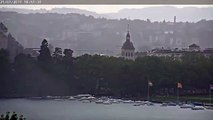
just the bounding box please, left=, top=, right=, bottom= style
left=0, top=49, right=11, bottom=96
left=63, top=49, right=73, bottom=60
left=37, top=39, right=51, bottom=63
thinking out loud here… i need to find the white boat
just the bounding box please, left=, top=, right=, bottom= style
left=180, top=104, right=194, bottom=109
left=116, top=99, right=123, bottom=103
left=122, top=100, right=134, bottom=103
left=74, top=94, right=93, bottom=99
left=109, top=99, right=119, bottom=104
left=204, top=106, right=213, bottom=110
left=103, top=100, right=112, bottom=105
left=167, top=102, right=177, bottom=106
left=161, top=103, right=168, bottom=107
left=87, top=96, right=96, bottom=100
left=79, top=97, right=88, bottom=101
left=69, top=96, right=75, bottom=101
left=95, top=99, right=104, bottom=104
left=204, top=103, right=213, bottom=110
left=133, top=102, right=145, bottom=106
left=143, top=101, right=154, bottom=106
left=134, top=100, right=142, bottom=103
left=191, top=106, right=205, bottom=110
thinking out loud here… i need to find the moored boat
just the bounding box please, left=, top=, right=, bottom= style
left=103, top=100, right=112, bottom=105
left=95, top=99, right=104, bottom=104
left=122, top=100, right=134, bottom=104
left=167, top=102, right=177, bottom=106
left=191, top=106, right=205, bottom=110
left=180, top=104, right=194, bottom=109
left=161, top=103, right=168, bottom=107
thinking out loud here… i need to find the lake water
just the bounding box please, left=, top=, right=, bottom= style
left=0, top=99, right=213, bottom=120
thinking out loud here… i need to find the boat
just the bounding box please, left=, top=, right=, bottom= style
left=74, top=94, right=93, bottom=99
left=204, top=103, right=213, bottom=110
left=180, top=104, right=194, bottom=109
left=133, top=101, right=146, bottom=106
left=167, top=102, right=177, bottom=106
left=191, top=106, right=205, bottom=110
left=134, top=100, right=142, bottom=103
left=103, top=100, right=112, bottom=105
left=146, top=102, right=154, bottom=106
left=95, top=99, right=104, bottom=104
left=133, top=103, right=141, bottom=106
left=78, top=97, right=88, bottom=101
left=109, top=99, right=119, bottom=104
left=87, top=96, right=96, bottom=100
left=122, top=100, right=134, bottom=103
left=161, top=103, right=168, bottom=107
left=192, top=102, right=203, bottom=106
left=116, top=99, right=123, bottom=103
left=69, top=96, right=75, bottom=101
left=143, top=101, right=154, bottom=106
left=204, top=106, right=213, bottom=110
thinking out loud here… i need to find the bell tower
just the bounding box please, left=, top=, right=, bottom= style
left=121, top=24, right=135, bottom=60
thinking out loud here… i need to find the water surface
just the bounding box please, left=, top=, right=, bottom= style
left=0, top=99, right=212, bottom=120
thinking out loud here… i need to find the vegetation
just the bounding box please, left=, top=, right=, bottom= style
left=0, top=39, right=213, bottom=99
left=0, top=112, right=26, bottom=120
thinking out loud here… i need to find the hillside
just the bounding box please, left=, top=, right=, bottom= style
left=0, top=11, right=213, bottom=56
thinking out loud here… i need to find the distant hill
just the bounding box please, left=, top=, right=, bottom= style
left=106, top=6, right=213, bottom=22
left=0, top=7, right=108, bottom=18
left=0, top=6, right=213, bottom=22
left=0, top=10, right=213, bottom=56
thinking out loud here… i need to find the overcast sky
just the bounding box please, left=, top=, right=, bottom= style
left=0, top=5, right=212, bottom=13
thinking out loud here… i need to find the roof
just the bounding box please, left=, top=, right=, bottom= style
left=122, top=40, right=135, bottom=50
left=121, top=31, right=135, bottom=50
left=189, top=43, right=199, bottom=47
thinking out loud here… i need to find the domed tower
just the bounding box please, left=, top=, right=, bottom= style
left=121, top=24, right=135, bottom=60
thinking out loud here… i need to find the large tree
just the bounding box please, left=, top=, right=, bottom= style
left=37, top=39, right=51, bottom=63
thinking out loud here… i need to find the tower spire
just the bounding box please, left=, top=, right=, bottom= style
left=127, top=24, right=129, bottom=33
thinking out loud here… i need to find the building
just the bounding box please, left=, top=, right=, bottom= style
left=189, top=43, right=200, bottom=51
left=24, top=48, right=40, bottom=58
left=203, top=48, right=213, bottom=58
left=144, top=43, right=213, bottom=60
left=121, top=25, right=135, bottom=60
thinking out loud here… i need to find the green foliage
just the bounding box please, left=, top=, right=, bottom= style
left=0, top=45, right=213, bottom=98
left=37, top=39, right=51, bottom=63
left=0, top=49, right=11, bottom=96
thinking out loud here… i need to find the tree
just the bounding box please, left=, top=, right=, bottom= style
left=52, top=47, right=63, bottom=63
left=0, top=49, right=11, bottom=96
left=63, top=49, right=73, bottom=61
left=37, top=39, right=51, bottom=63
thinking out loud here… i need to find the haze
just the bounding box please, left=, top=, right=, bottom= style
left=1, top=5, right=212, bottom=13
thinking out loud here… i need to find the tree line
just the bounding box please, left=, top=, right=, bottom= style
left=0, top=39, right=213, bottom=98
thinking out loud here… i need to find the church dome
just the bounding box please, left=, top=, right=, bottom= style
left=121, top=30, right=135, bottom=50
left=122, top=40, right=135, bottom=50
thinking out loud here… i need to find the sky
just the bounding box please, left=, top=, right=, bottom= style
left=0, top=5, right=212, bottom=13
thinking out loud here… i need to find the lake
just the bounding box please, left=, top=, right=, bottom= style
left=0, top=99, right=212, bottom=120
